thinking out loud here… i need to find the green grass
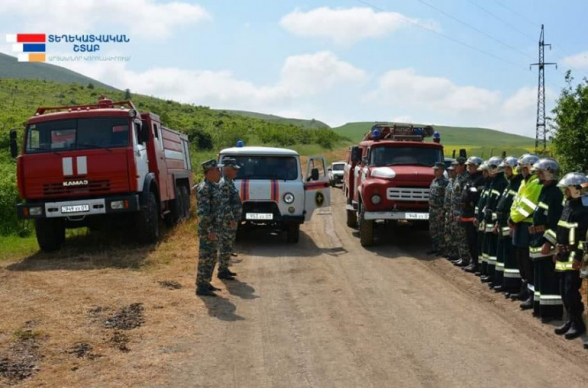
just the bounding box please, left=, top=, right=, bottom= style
left=333, top=122, right=535, bottom=148
left=0, top=53, right=115, bottom=89
left=218, top=110, right=330, bottom=129
left=0, top=234, right=38, bottom=262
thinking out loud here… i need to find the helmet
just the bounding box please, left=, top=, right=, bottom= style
left=518, top=154, right=539, bottom=169
left=487, top=156, right=503, bottom=174
left=477, top=162, right=490, bottom=172
left=466, top=156, right=483, bottom=167
left=499, top=156, right=518, bottom=168
left=557, top=172, right=588, bottom=198
left=532, top=158, right=559, bottom=181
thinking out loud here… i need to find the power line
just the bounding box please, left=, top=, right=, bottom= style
left=413, top=0, right=534, bottom=60
left=492, top=0, right=540, bottom=29
left=354, top=0, right=524, bottom=69
left=467, top=0, right=537, bottom=43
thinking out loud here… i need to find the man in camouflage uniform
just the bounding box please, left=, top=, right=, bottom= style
left=195, top=159, right=222, bottom=297
left=428, top=162, right=448, bottom=255
left=444, top=166, right=458, bottom=261
left=218, top=158, right=243, bottom=280
left=451, top=157, right=470, bottom=267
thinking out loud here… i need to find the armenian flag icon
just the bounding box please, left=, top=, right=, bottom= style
left=6, top=34, right=46, bottom=62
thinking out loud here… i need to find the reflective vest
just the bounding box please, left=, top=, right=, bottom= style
left=510, top=175, right=542, bottom=224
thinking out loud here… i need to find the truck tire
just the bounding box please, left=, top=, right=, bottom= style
left=136, top=191, right=160, bottom=244
left=165, top=186, right=182, bottom=227
left=287, top=223, right=300, bottom=243
left=346, top=209, right=357, bottom=228
left=35, top=218, right=65, bottom=252
left=180, top=186, right=190, bottom=219
left=358, top=203, right=374, bottom=247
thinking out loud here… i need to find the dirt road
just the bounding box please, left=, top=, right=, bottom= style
left=154, top=189, right=588, bottom=388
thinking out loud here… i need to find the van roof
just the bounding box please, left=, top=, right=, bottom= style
left=220, top=146, right=299, bottom=156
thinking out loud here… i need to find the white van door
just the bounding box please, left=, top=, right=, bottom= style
left=303, top=156, right=331, bottom=221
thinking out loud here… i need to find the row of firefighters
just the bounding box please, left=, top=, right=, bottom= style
left=428, top=155, right=588, bottom=349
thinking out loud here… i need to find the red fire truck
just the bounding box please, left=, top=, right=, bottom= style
left=9, top=97, right=193, bottom=252
left=343, top=123, right=443, bottom=247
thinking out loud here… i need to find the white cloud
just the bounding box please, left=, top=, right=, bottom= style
left=53, top=51, right=366, bottom=113
left=280, top=7, right=434, bottom=45
left=561, top=51, right=588, bottom=69
left=0, top=0, right=211, bottom=38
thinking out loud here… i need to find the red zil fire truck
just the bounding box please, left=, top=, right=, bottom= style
left=343, top=123, right=443, bottom=247
left=9, top=97, right=193, bottom=252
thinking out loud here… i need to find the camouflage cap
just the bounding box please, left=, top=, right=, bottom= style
left=219, top=157, right=241, bottom=169
left=201, top=159, right=219, bottom=172
left=451, top=157, right=466, bottom=165
left=447, top=165, right=455, bottom=171
left=433, top=162, right=445, bottom=170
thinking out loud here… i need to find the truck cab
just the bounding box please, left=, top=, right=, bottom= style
left=343, top=123, right=444, bottom=246
left=11, top=97, right=193, bottom=252
left=218, top=146, right=330, bottom=243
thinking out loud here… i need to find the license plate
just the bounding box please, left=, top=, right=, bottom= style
left=246, top=213, right=273, bottom=220
left=405, top=212, right=428, bottom=220
left=61, top=205, right=90, bottom=213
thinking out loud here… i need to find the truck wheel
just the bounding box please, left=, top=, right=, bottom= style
left=287, top=223, right=300, bottom=243
left=180, top=186, right=190, bottom=219
left=346, top=209, right=358, bottom=228
left=35, top=218, right=65, bottom=252
left=165, top=186, right=182, bottom=227
left=136, top=191, right=160, bottom=244
left=358, top=203, right=374, bottom=247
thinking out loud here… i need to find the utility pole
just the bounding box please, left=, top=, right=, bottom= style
left=530, top=24, right=556, bottom=154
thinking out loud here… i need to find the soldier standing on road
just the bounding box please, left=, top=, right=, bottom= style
left=428, top=162, right=448, bottom=255
left=218, top=158, right=242, bottom=280
left=195, top=159, right=222, bottom=297
left=451, top=157, right=470, bottom=267
left=554, top=173, right=588, bottom=341
left=527, top=159, right=564, bottom=320
left=482, top=157, right=508, bottom=287
left=493, top=156, right=523, bottom=295
left=444, top=166, right=458, bottom=261
left=508, top=154, right=542, bottom=305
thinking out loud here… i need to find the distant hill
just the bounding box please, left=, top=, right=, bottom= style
left=334, top=122, right=535, bottom=146
left=218, top=109, right=330, bottom=129
left=0, top=53, right=115, bottom=90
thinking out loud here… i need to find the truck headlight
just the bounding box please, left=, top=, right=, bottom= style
left=111, top=200, right=124, bottom=210
left=29, top=207, right=42, bottom=216
left=371, top=195, right=381, bottom=205
left=283, top=193, right=295, bottom=204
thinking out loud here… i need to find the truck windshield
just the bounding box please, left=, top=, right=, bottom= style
left=232, top=156, right=298, bottom=181
left=25, top=118, right=130, bottom=154
left=332, top=164, right=345, bottom=171
left=370, top=147, right=443, bottom=167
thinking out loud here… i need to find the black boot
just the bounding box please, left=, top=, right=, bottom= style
left=196, top=286, right=217, bottom=297
left=452, top=259, right=463, bottom=266
left=426, top=249, right=438, bottom=255
left=480, top=276, right=492, bottom=283
left=464, top=264, right=477, bottom=273
left=208, top=284, right=222, bottom=292
left=493, top=285, right=507, bottom=292
left=510, top=282, right=529, bottom=301
left=520, top=294, right=534, bottom=310
left=565, top=316, right=587, bottom=340
left=218, top=270, right=236, bottom=280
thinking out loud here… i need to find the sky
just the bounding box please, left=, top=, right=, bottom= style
left=1, top=0, right=588, bottom=138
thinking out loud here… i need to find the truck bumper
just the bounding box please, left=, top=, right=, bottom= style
left=17, top=194, right=141, bottom=219
left=364, top=211, right=429, bottom=221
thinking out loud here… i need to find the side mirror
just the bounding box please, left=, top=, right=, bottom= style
left=351, top=147, right=361, bottom=163
left=9, top=129, right=18, bottom=158
left=139, top=125, right=149, bottom=144
left=361, top=156, right=368, bottom=165
left=311, top=168, right=319, bottom=181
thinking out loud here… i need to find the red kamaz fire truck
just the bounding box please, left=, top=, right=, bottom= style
left=9, top=97, right=193, bottom=252
left=343, top=123, right=443, bottom=247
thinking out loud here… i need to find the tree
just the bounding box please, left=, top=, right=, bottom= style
left=124, top=88, right=131, bottom=99
left=87, top=82, right=95, bottom=89
left=551, top=71, right=588, bottom=173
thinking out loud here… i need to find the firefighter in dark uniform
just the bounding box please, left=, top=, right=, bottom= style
left=509, top=154, right=541, bottom=303
left=554, top=173, right=588, bottom=340
left=466, top=162, right=489, bottom=273
left=494, top=156, right=523, bottom=294
left=526, top=159, right=563, bottom=320
left=455, top=156, right=484, bottom=268
left=483, top=157, right=508, bottom=287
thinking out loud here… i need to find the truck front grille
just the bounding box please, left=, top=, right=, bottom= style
left=386, top=187, right=429, bottom=202
left=43, top=180, right=111, bottom=197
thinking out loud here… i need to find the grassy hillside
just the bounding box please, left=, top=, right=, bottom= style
left=333, top=121, right=536, bottom=158
left=218, top=109, right=330, bottom=129
left=0, top=53, right=115, bottom=89
left=0, top=78, right=347, bottom=236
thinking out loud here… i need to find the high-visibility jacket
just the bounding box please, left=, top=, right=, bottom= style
left=510, top=174, right=542, bottom=224
left=555, top=197, right=588, bottom=271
